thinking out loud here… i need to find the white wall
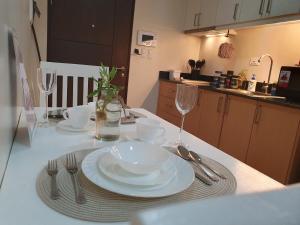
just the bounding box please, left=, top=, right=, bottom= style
left=0, top=0, right=40, bottom=185
left=127, top=0, right=201, bottom=112
left=199, top=22, right=300, bottom=83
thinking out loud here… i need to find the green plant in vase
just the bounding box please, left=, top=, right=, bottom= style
left=89, top=64, right=122, bottom=141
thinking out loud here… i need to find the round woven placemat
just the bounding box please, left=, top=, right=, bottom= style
left=36, top=149, right=237, bottom=222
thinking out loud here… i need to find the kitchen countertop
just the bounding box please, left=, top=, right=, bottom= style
left=160, top=78, right=300, bottom=110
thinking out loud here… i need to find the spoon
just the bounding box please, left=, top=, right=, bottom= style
left=177, top=146, right=216, bottom=184
left=189, top=150, right=227, bottom=180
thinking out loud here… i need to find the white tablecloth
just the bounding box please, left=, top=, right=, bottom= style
left=0, top=108, right=284, bottom=225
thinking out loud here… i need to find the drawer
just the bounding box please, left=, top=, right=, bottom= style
left=159, top=81, right=177, bottom=99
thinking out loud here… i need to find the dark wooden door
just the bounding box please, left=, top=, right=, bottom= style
left=47, top=0, right=135, bottom=101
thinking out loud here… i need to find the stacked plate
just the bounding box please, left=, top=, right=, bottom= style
left=81, top=141, right=195, bottom=198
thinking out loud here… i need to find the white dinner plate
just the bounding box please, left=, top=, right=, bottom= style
left=97, top=152, right=177, bottom=187
left=57, top=120, right=94, bottom=132
left=81, top=147, right=194, bottom=198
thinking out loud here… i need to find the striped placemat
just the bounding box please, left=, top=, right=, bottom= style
left=36, top=149, right=236, bottom=222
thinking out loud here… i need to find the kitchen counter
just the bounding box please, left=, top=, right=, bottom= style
left=160, top=78, right=300, bottom=110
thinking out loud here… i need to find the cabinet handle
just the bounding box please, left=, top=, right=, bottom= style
left=266, top=0, right=272, bottom=14
left=259, top=0, right=266, bottom=15
left=193, top=14, right=199, bottom=27
left=224, top=97, right=230, bottom=115
left=197, top=13, right=202, bottom=26
left=197, top=92, right=202, bottom=106
left=217, top=96, right=224, bottom=113
left=254, top=105, right=262, bottom=124
left=233, top=3, right=239, bottom=20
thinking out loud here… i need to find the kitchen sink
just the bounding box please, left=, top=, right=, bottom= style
left=217, top=88, right=286, bottom=99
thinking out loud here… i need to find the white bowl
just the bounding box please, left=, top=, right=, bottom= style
left=109, top=141, right=170, bottom=175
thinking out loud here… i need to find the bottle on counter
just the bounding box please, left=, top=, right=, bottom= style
left=248, top=74, right=257, bottom=92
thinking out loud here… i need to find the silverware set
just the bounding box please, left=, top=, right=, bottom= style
left=177, top=145, right=226, bottom=186
left=47, top=160, right=60, bottom=200
left=65, top=153, right=86, bottom=204
left=46, top=153, right=86, bottom=204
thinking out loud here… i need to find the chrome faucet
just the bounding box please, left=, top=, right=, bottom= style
left=258, top=54, right=273, bottom=94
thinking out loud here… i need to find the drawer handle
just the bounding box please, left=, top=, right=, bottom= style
left=197, top=92, right=202, bottom=106
left=217, top=96, right=224, bottom=113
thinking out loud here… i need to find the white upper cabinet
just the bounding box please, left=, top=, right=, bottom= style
left=265, top=0, right=300, bottom=18
left=198, top=0, right=219, bottom=28
left=185, top=0, right=300, bottom=31
left=239, top=0, right=266, bottom=22
left=184, top=0, right=202, bottom=30
left=184, top=0, right=219, bottom=30
left=215, top=0, right=241, bottom=26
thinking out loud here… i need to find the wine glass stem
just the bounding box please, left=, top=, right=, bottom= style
left=178, top=114, right=185, bottom=145
left=45, top=94, right=48, bottom=123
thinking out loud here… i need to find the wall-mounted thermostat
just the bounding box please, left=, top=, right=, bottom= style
left=137, top=30, right=157, bottom=47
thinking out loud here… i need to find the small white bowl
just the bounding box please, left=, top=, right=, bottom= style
left=109, top=141, right=170, bottom=175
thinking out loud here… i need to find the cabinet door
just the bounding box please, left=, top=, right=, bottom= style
left=265, top=0, right=300, bottom=17
left=219, top=96, right=257, bottom=161
left=215, top=0, right=241, bottom=26
left=239, top=0, right=266, bottom=22
left=246, top=103, right=300, bottom=183
left=157, top=81, right=181, bottom=126
left=184, top=90, right=203, bottom=136
left=197, top=0, right=219, bottom=28
left=197, top=90, right=226, bottom=147
left=184, top=0, right=201, bottom=30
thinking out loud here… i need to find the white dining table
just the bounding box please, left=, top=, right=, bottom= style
left=0, top=108, right=284, bottom=225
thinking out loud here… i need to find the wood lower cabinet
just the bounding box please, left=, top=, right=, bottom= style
left=184, top=90, right=203, bottom=136
left=197, top=90, right=226, bottom=147
left=157, top=81, right=181, bottom=126
left=246, top=102, right=300, bottom=183
left=219, top=96, right=257, bottom=162
left=157, top=80, right=300, bottom=184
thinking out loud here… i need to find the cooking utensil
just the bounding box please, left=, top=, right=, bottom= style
left=195, top=59, right=205, bottom=70
left=176, top=147, right=213, bottom=185
left=47, top=160, right=60, bottom=200
left=188, top=59, right=195, bottom=70
left=65, top=153, right=86, bottom=204
left=189, top=150, right=226, bottom=179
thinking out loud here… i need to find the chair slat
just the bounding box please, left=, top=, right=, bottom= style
left=83, top=77, right=88, bottom=105
left=62, top=76, right=67, bottom=108
left=73, top=76, right=78, bottom=106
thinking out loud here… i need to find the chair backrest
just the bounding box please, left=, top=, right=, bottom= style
left=40, top=61, right=103, bottom=107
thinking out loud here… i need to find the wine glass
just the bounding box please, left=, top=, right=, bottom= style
left=37, top=67, right=57, bottom=126
left=175, top=84, right=198, bottom=146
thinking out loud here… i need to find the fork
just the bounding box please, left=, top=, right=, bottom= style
left=47, top=160, right=60, bottom=200
left=65, top=153, right=86, bottom=204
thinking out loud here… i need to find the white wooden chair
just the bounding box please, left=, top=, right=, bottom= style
left=40, top=61, right=103, bottom=107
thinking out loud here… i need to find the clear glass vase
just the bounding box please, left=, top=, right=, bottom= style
left=95, top=91, right=121, bottom=141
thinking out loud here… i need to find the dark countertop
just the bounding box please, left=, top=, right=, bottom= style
left=159, top=78, right=300, bottom=110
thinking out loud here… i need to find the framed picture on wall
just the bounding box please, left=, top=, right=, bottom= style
left=11, top=29, right=37, bottom=145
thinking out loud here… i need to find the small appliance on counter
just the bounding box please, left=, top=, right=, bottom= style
left=169, top=70, right=181, bottom=81
left=276, top=66, right=300, bottom=102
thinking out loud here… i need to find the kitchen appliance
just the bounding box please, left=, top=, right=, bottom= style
left=276, top=66, right=300, bottom=101
left=169, top=70, right=181, bottom=81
